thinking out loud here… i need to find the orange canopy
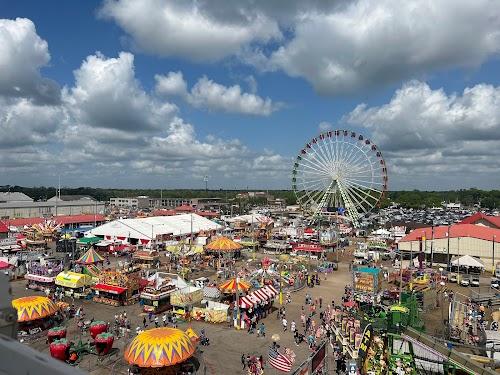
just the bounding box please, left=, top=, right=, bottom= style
left=219, top=278, right=251, bottom=293
left=124, top=327, right=196, bottom=368
left=205, top=236, right=242, bottom=252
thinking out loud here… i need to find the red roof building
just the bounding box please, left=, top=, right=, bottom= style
left=399, top=224, right=500, bottom=263
left=4, top=214, right=105, bottom=228
left=400, top=224, right=500, bottom=243
left=174, top=204, right=195, bottom=212
left=459, top=212, right=500, bottom=229
left=151, top=209, right=177, bottom=216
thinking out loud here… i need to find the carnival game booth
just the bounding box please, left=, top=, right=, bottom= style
left=353, top=267, right=383, bottom=305
left=25, top=259, right=63, bottom=292
left=170, top=286, right=203, bottom=319
left=12, top=296, right=59, bottom=336
left=140, top=273, right=187, bottom=314
left=93, top=265, right=141, bottom=306
left=291, top=243, right=325, bottom=259
left=238, top=285, right=278, bottom=329
left=133, top=250, right=160, bottom=269
left=124, top=327, right=198, bottom=374
left=55, top=271, right=93, bottom=299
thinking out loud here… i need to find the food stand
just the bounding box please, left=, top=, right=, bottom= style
left=132, top=250, right=160, bottom=269
left=171, top=286, right=203, bottom=318
left=92, top=266, right=141, bottom=306
left=55, top=271, right=93, bottom=299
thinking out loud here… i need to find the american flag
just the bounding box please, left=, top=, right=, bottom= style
left=268, top=346, right=292, bottom=372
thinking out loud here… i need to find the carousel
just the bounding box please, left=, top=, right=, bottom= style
left=124, top=327, right=198, bottom=374
left=12, top=296, right=60, bottom=335
left=205, top=236, right=243, bottom=272
left=77, top=248, right=105, bottom=265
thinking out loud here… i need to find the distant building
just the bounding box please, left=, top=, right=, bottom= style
left=459, top=212, right=500, bottom=229
left=399, top=224, right=499, bottom=264
left=0, top=199, right=105, bottom=219
left=0, top=192, right=33, bottom=203
left=110, top=196, right=226, bottom=211
left=442, top=202, right=461, bottom=210
left=48, top=195, right=96, bottom=202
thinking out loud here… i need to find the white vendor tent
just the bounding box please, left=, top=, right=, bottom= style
left=88, top=213, right=221, bottom=242
left=451, top=255, right=485, bottom=269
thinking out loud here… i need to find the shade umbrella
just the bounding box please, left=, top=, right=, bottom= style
left=124, top=327, right=196, bottom=368
left=219, top=278, right=251, bottom=293
left=77, top=248, right=104, bottom=265
left=12, top=296, right=59, bottom=322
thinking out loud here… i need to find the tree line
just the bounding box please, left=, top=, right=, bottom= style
left=1, top=186, right=498, bottom=209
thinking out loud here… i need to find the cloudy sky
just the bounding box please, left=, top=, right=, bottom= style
left=1, top=0, right=500, bottom=190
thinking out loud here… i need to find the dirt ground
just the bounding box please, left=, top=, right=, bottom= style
left=12, top=242, right=495, bottom=374
left=11, top=247, right=355, bottom=374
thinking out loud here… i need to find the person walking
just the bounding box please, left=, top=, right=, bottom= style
left=291, top=320, right=296, bottom=334
left=154, top=316, right=159, bottom=328
left=142, top=316, right=147, bottom=328
left=282, top=317, right=288, bottom=332
left=241, top=354, right=247, bottom=370
left=162, top=314, right=167, bottom=327
left=319, top=296, right=323, bottom=309
left=258, top=322, right=266, bottom=337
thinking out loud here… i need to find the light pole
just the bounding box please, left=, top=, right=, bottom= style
left=235, top=276, right=241, bottom=329
left=457, top=237, right=461, bottom=284
left=410, top=240, right=413, bottom=269
left=493, top=235, right=496, bottom=273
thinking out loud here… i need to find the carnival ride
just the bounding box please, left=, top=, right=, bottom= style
left=124, top=327, right=198, bottom=374
left=292, top=130, right=388, bottom=227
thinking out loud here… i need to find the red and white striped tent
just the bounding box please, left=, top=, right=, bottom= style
left=239, top=285, right=278, bottom=309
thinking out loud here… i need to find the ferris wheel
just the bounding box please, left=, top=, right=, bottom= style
left=292, top=130, right=388, bottom=227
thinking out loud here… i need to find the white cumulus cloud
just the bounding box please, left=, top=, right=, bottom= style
left=0, top=18, right=60, bottom=103
left=345, top=80, right=500, bottom=189
left=155, top=73, right=280, bottom=116
left=99, top=0, right=281, bottom=62
left=267, top=0, right=500, bottom=95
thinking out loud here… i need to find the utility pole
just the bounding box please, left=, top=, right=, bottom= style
left=430, top=225, right=434, bottom=268
left=447, top=224, right=451, bottom=270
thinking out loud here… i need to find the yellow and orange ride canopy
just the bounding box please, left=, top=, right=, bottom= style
left=124, top=327, right=196, bottom=368
left=218, top=278, right=251, bottom=293
left=205, top=236, right=242, bottom=252
left=12, top=296, right=59, bottom=322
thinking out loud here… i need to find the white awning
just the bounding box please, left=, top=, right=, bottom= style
left=451, top=255, right=484, bottom=269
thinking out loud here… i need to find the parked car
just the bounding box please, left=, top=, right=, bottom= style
left=449, top=273, right=457, bottom=283
left=471, top=277, right=480, bottom=287
left=460, top=276, right=470, bottom=287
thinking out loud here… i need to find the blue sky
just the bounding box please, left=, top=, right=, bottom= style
left=1, top=0, right=500, bottom=191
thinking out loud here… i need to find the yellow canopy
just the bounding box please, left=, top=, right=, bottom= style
left=205, top=236, right=242, bottom=252
left=55, top=271, right=92, bottom=288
